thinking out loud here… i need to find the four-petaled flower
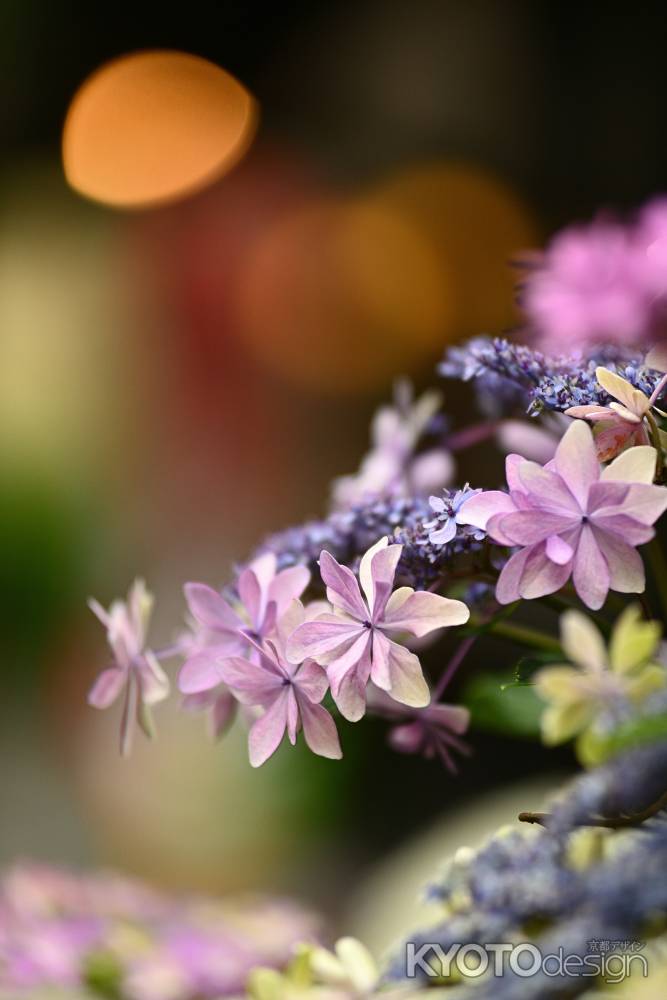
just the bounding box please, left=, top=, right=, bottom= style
left=287, top=538, right=470, bottom=722
left=424, top=485, right=483, bottom=545
left=88, top=579, right=170, bottom=756
left=458, top=421, right=667, bottom=610
left=216, top=601, right=342, bottom=767
left=566, top=366, right=665, bottom=461
left=179, top=554, right=310, bottom=694
left=535, top=606, right=665, bottom=752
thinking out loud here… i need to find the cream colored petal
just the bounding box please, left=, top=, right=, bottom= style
left=601, top=446, right=657, bottom=484
left=541, top=701, right=594, bottom=744
left=626, top=663, right=666, bottom=701
left=535, top=666, right=586, bottom=703
left=609, top=603, right=661, bottom=673
left=560, top=609, right=607, bottom=672
left=595, top=366, right=650, bottom=415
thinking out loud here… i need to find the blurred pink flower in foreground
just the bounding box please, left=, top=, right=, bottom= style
left=458, top=421, right=667, bottom=610
left=88, top=579, right=169, bottom=755
left=287, top=537, right=469, bottom=722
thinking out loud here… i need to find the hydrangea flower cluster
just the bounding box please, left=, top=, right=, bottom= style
left=81, top=195, right=667, bottom=993
left=0, top=864, right=318, bottom=998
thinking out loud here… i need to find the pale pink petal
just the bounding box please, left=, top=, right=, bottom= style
left=287, top=616, right=363, bottom=665
left=267, top=565, right=310, bottom=617
left=486, top=512, right=518, bottom=545
left=601, top=446, right=657, bottom=484
left=495, top=510, right=580, bottom=546
left=368, top=543, right=403, bottom=619
left=519, top=543, right=573, bottom=600
left=295, top=660, right=329, bottom=703
left=237, top=566, right=263, bottom=632
left=138, top=651, right=170, bottom=705
left=546, top=534, right=574, bottom=564
left=286, top=687, right=299, bottom=744
left=211, top=691, right=237, bottom=739
left=410, top=450, right=454, bottom=494
left=248, top=692, right=289, bottom=767
left=326, top=631, right=373, bottom=692
left=359, top=537, right=390, bottom=611
left=297, top=697, right=342, bottom=759
left=184, top=583, right=241, bottom=632
left=179, top=652, right=226, bottom=694
left=587, top=480, right=630, bottom=511
left=248, top=551, right=278, bottom=593
left=216, top=656, right=284, bottom=705
left=369, top=630, right=392, bottom=690
left=88, top=597, right=111, bottom=629
left=505, top=454, right=526, bottom=492
left=593, top=530, right=646, bottom=594
left=592, top=421, right=637, bottom=462
left=564, top=405, right=613, bottom=419
left=572, top=525, right=610, bottom=610
left=380, top=640, right=430, bottom=708
left=88, top=668, right=126, bottom=709
left=329, top=670, right=368, bottom=722
left=318, top=550, right=367, bottom=620
left=620, top=483, right=667, bottom=525
left=553, top=420, right=599, bottom=510
left=455, top=490, right=516, bottom=530
left=495, top=547, right=533, bottom=604
left=608, top=402, right=642, bottom=423
left=381, top=590, right=469, bottom=636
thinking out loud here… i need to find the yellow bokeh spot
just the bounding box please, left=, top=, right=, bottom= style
left=62, top=50, right=258, bottom=209
left=235, top=193, right=452, bottom=393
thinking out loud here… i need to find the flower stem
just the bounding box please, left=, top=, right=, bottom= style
left=647, top=538, right=667, bottom=621
left=646, top=410, right=664, bottom=478
left=433, top=635, right=477, bottom=699
left=468, top=615, right=561, bottom=653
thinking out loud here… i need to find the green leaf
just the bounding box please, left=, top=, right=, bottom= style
left=462, top=672, right=544, bottom=740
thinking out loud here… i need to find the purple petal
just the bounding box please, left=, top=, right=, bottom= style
left=495, top=510, right=580, bottom=546
left=553, top=420, right=599, bottom=510
left=515, top=462, right=579, bottom=514
left=428, top=518, right=457, bottom=545
left=381, top=590, right=470, bottom=636
left=427, top=702, right=471, bottom=734
left=589, top=512, right=655, bottom=546
left=546, top=534, right=574, bottom=565
left=287, top=616, right=363, bottom=665
left=297, top=697, right=342, bottom=758
left=519, top=543, right=573, bottom=599
left=318, top=550, right=367, bottom=620
left=587, top=481, right=630, bottom=512
left=248, top=691, right=289, bottom=767
left=572, top=525, right=610, bottom=610
left=88, top=667, right=126, bottom=709
left=429, top=495, right=446, bottom=513
left=455, top=490, right=516, bottom=530
left=267, top=565, right=310, bottom=618
left=593, top=529, right=646, bottom=594
left=184, top=583, right=240, bottom=632
left=495, top=547, right=533, bottom=604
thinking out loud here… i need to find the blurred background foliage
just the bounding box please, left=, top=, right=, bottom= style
left=1, top=0, right=667, bottom=928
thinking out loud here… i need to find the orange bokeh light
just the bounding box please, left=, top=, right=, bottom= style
left=62, top=50, right=258, bottom=209
left=235, top=193, right=452, bottom=393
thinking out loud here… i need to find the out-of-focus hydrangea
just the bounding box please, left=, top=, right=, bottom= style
left=331, top=380, right=453, bottom=509
left=0, top=864, right=319, bottom=999
left=535, top=606, right=665, bottom=755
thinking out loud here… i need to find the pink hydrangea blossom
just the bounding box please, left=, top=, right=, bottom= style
left=522, top=220, right=652, bottom=349
left=88, top=579, right=170, bottom=756
left=458, top=421, right=667, bottom=610
left=286, top=538, right=470, bottom=722
left=216, top=601, right=342, bottom=767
